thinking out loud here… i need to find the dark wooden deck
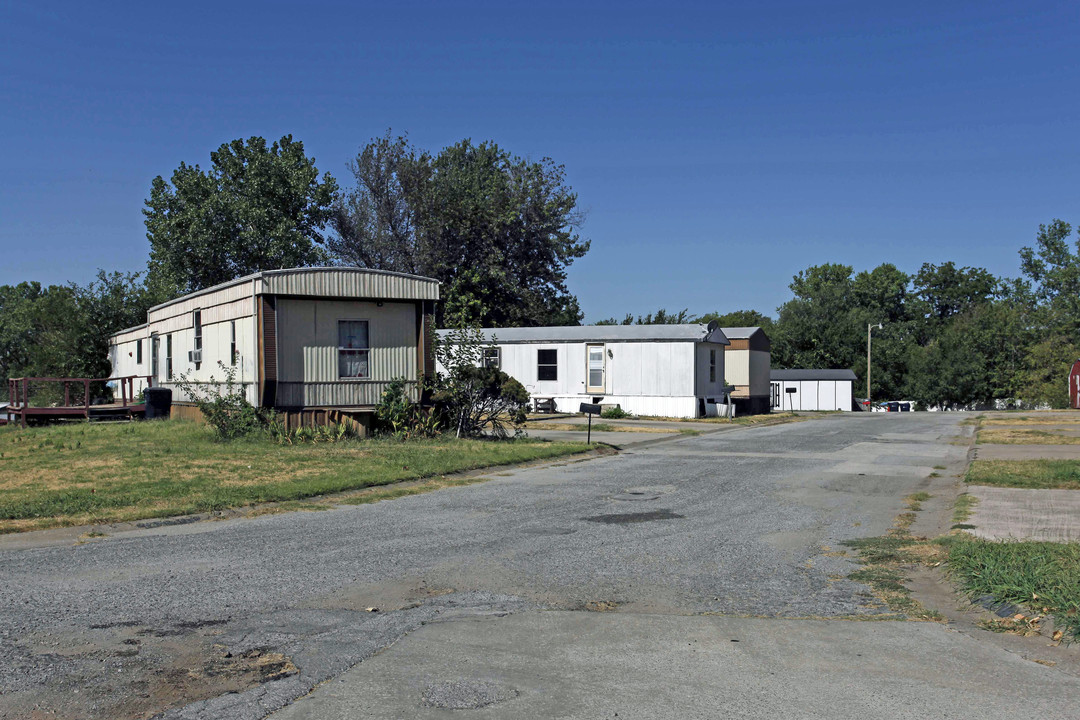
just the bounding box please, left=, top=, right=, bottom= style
left=7, top=376, right=152, bottom=427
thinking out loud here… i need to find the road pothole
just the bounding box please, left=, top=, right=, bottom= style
left=612, top=485, right=674, bottom=501
left=521, top=526, right=577, bottom=536
left=583, top=509, right=685, bottom=524
left=421, top=680, right=519, bottom=709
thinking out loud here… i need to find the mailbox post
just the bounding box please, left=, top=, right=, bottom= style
left=579, top=402, right=601, bottom=444
left=785, top=387, right=797, bottom=413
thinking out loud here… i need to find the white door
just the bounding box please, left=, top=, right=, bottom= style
left=586, top=344, right=605, bottom=394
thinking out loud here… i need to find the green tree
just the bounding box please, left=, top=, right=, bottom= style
left=330, top=134, right=589, bottom=327
left=145, top=135, right=338, bottom=297
left=693, top=309, right=775, bottom=332
left=594, top=308, right=690, bottom=325
left=905, top=302, right=1026, bottom=409
left=772, top=263, right=911, bottom=399
left=1019, top=219, right=1080, bottom=338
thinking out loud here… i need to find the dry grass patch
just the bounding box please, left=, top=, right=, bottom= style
left=978, top=427, right=1080, bottom=445
left=0, top=420, right=590, bottom=533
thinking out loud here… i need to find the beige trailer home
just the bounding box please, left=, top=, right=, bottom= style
left=108, top=268, right=439, bottom=432
left=721, top=326, right=772, bottom=415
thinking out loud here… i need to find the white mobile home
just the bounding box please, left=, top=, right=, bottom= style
left=438, top=324, right=730, bottom=418
left=770, top=369, right=857, bottom=412
left=721, top=326, right=771, bottom=415
left=108, top=268, right=439, bottom=431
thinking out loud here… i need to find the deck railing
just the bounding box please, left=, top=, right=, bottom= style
left=6, top=375, right=154, bottom=427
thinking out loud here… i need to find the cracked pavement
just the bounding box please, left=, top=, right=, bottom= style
left=3, top=413, right=1077, bottom=719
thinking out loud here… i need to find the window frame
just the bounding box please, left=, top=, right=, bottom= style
left=537, top=348, right=558, bottom=382
left=482, top=346, right=501, bottom=369
left=230, top=321, right=237, bottom=367
left=337, top=319, right=371, bottom=380
left=709, top=348, right=716, bottom=383
left=136, top=339, right=143, bottom=365
left=585, top=344, right=604, bottom=393
left=192, top=309, right=202, bottom=368
left=165, top=334, right=173, bottom=381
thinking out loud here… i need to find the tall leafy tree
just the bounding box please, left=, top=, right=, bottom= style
left=330, top=134, right=589, bottom=327
left=1019, top=218, right=1080, bottom=337
left=693, top=309, right=775, bottom=332
left=145, top=135, right=338, bottom=298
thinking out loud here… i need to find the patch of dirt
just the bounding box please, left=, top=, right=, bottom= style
left=584, top=600, right=621, bottom=612
left=5, top=621, right=298, bottom=720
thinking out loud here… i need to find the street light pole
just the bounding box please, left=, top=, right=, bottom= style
left=867, top=322, right=883, bottom=408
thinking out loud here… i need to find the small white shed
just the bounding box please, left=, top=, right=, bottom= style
left=770, top=369, right=857, bottom=412
left=438, top=324, right=731, bottom=418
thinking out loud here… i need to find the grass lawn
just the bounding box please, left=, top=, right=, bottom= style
left=977, top=427, right=1080, bottom=445
left=0, top=420, right=590, bottom=533
left=966, top=460, right=1080, bottom=490
left=944, top=535, right=1080, bottom=638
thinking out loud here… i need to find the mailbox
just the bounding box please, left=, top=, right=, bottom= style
left=580, top=403, right=602, bottom=415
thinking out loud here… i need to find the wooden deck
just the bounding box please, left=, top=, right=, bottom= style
left=7, top=375, right=152, bottom=427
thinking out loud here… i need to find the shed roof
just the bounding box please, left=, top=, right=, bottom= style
left=438, top=324, right=729, bottom=345
left=720, top=326, right=763, bottom=339
left=148, top=267, right=440, bottom=314
left=771, top=369, right=858, bottom=381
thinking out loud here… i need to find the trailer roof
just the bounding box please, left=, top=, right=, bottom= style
left=148, top=267, right=440, bottom=314
left=771, top=369, right=858, bottom=381
left=438, top=324, right=729, bottom=344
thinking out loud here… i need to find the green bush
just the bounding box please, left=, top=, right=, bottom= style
left=374, top=377, right=442, bottom=439
left=435, top=327, right=531, bottom=438
left=600, top=406, right=631, bottom=419
left=176, top=362, right=266, bottom=441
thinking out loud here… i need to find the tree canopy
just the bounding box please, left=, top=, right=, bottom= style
left=329, top=133, right=589, bottom=328
left=145, top=135, right=338, bottom=298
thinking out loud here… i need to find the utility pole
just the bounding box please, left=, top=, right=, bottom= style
left=867, top=323, right=883, bottom=409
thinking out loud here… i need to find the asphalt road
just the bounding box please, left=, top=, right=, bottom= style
left=2, top=413, right=1076, bottom=719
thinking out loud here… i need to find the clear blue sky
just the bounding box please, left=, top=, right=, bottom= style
left=2, top=1, right=1077, bottom=322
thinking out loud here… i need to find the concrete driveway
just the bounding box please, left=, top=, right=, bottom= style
left=2, top=413, right=1076, bottom=719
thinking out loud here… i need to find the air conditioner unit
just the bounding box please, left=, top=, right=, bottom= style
left=188, top=349, right=202, bottom=364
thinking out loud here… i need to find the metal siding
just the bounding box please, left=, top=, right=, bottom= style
left=274, top=297, right=416, bottom=395
left=277, top=380, right=415, bottom=407
left=263, top=270, right=439, bottom=301
left=147, top=282, right=254, bottom=325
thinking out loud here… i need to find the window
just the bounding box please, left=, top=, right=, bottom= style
left=151, top=334, right=159, bottom=380
left=230, top=321, right=237, bottom=366
left=537, top=349, right=558, bottom=381
left=483, top=347, right=501, bottom=368
left=586, top=344, right=604, bottom=391
left=709, top=349, right=716, bottom=383
left=136, top=339, right=143, bottom=365
left=770, top=382, right=780, bottom=409
left=166, top=334, right=173, bottom=380
left=193, top=310, right=202, bottom=366
left=338, top=320, right=370, bottom=378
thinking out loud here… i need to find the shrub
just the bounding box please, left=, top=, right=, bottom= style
left=435, top=327, right=530, bottom=438
left=374, top=377, right=442, bottom=439
left=175, top=362, right=265, bottom=441
left=600, top=406, right=630, bottom=419
left=266, top=418, right=356, bottom=445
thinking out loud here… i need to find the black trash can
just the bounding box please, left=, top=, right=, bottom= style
left=144, top=387, right=173, bottom=420
left=886, top=401, right=900, bottom=413
left=899, top=402, right=911, bottom=412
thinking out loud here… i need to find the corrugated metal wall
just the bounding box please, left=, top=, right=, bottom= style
left=274, top=298, right=419, bottom=407
left=263, top=269, right=439, bottom=301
